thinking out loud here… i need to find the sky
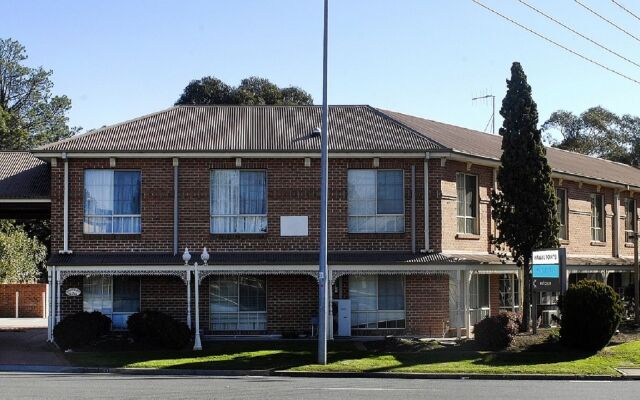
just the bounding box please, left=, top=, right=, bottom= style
left=3, top=0, right=639, bottom=137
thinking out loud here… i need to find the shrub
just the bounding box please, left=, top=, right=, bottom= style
left=558, top=279, right=624, bottom=351
left=127, top=310, right=191, bottom=349
left=53, top=311, right=111, bottom=350
left=473, top=312, right=521, bottom=350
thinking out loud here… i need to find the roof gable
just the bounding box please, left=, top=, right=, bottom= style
left=379, top=109, right=640, bottom=188
left=0, top=152, right=50, bottom=199
left=37, top=105, right=444, bottom=153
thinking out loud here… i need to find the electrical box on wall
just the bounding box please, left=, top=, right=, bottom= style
left=280, top=216, right=309, bottom=236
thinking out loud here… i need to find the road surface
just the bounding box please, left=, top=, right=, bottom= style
left=0, top=373, right=638, bottom=399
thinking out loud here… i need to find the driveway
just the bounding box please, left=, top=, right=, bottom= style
left=0, top=320, right=68, bottom=366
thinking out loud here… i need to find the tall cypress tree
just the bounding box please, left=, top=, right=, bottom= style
left=491, top=62, right=559, bottom=332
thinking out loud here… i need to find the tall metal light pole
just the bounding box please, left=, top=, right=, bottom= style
left=318, top=0, right=329, bottom=365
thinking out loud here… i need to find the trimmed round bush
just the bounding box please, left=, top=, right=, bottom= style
left=53, top=311, right=111, bottom=350
left=473, top=312, right=521, bottom=350
left=127, top=310, right=191, bottom=349
left=558, top=279, right=624, bottom=351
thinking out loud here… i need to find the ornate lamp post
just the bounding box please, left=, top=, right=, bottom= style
left=183, top=247, right=209, bottom=351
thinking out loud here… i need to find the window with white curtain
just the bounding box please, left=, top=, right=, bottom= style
left=210, top=170, right=267, bottom=234
left=591, top=193, right=604, bottom=242
left=210, top=276, right=267, bottom=331
left=456, top=173, right=478, bottom=234
left=348, top=170, right=404, bottom=233
left=83, top=275, right=140, bottom=330
left=349, top=275, right=405, bottom=329
left=84, top=170, right=141, bottom=234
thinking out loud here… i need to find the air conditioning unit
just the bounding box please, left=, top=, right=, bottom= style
left=541, top=310, right=559, bottom=327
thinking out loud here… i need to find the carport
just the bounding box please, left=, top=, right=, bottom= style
left=0, top=152, right=51, bottom=219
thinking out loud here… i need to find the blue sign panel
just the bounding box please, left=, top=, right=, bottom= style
left=532, top=264, right=560, bottom=279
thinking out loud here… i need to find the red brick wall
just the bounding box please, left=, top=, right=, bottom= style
left=267, top=275, right=317, bottom=334
left=439, top=160, right=494, bottom=253
left=0, top=284, right=46, bottom=318
left=140, top=276, right=188, bottom=323
left=51, top=158, right=174, bottom=253
left=405, top=274, right=449, bottom=337
left=51, top=157, right=428, bottom=254
left=60, top=276, right=83, bottom=319
left=489, top=274, right=501, bottom=316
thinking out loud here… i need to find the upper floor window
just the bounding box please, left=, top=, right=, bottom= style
left=347, top=170, right=404, bottom=233
left=625, top=198, right=636, bottom=243
left=591, top=193, right=605, bottom=242
left=556, top=188, right=567, bottom=240
left=456, top=173, right=478, bottom=234
left=210, top=170, right=267, bottom=234
left=84, top=170, right=141, bottom=234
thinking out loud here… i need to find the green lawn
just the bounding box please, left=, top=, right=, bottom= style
left=65, top=339, right=640, bottom=376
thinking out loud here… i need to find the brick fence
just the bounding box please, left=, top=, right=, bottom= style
left=0, top=284, right=47, bottom=318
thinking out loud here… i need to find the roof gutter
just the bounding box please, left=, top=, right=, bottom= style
left=31, top=151, right=431, bottom=159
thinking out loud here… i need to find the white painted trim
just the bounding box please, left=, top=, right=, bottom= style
left=0, top=199, right=51, bottom=203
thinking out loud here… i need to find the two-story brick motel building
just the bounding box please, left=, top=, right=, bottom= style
left=2, top=105, right=639, bottom=340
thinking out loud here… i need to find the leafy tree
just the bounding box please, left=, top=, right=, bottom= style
left=0, top=38, right=79, bottom=150
left=543, top=107, right=640, bottom=166
left=175, top=76, right=234, bottom=105
left=0, top=221, right=47, bottom=283
left=175, top=75, right=313, bottom=106
left=491, top=62, right=560, bottom=331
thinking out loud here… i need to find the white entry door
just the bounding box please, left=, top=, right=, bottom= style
left=337, top=299, right=351, bottom=337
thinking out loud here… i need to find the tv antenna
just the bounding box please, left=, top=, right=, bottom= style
left=472, top=94, right=496, bottom=134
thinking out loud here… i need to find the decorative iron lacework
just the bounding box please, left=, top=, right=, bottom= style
left=58, top=269, right=189, bottom=284
left=198, top=269, right=319, bottom=284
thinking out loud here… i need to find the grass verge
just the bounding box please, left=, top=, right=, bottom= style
left=65, top=339, right=640, bottom=376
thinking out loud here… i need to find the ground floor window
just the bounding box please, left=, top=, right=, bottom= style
left=210, top=276, right=267, bottom=331
left=470, top=274, right=490, bottom=325
left=83, top=275, right=140, bottom=329
left=607, top=272, right=633, bottom=298
left=499, top=274, right=519, bottom=312
left=349, top=275, right=405, bottom=329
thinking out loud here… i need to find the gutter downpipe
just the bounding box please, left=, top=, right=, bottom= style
left=411, top=165, right=416, bottom=253
left=61, top=153, right=70, bottom=254
left=173, top=158, right=179, bottom=255
left=423, top=154, right=430, bottom=252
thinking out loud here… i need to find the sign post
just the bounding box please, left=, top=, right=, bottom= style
left=532, top=248, right=566, bottom=333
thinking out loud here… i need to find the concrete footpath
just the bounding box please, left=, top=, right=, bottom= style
left=0, top=325, right=68, bottom=366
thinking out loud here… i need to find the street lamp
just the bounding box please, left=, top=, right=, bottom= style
left=183, top=247, right=208, bottom=351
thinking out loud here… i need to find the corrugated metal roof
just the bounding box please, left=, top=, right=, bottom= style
left=37, top=105, right=444, bottom=153
left=0, top=152, right=50, bottom=199
left=380, top=109, right=640, bottom=188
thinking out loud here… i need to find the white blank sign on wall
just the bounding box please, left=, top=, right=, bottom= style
left=280, top=216, right=309, bottom=236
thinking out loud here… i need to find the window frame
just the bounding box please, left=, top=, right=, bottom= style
left=209, top=276, right=267, bottom=331
left=83, top=169, right=142, bottom=235
left=349, top=275, right=406, bottom=330
left=469, top=273, right=490, bottom=325
left=498, top=274, right=520, bottom=312
left=590, top=193, right=605, bottom=242
left=83, top=275, right=141, bottom=330
left=556, top=188, right=568, bottom=241
left=347, top=169, right=405, bottom=234
left=625, top=198, right=636, bottom=244
left=456, top=172, right=479, bottom=235
left=209, top=169, right=269, bottom=234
